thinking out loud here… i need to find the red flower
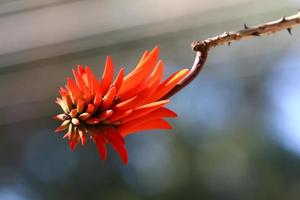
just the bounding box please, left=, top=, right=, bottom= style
left=54, top=47, right=189, bottom=164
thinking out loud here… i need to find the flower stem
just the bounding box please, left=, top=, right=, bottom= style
left=162, top=10, right=300, bottom=99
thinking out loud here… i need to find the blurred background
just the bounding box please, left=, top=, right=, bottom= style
left=0, top=0, right=300, bottom=199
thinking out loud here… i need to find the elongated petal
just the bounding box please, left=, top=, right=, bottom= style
left=83, top=86, right=92, bottom=103
left=136, top=50, right=149, bottom=69
left=93, top=86, right=103, bottom=108
left=72, top=69, right=87, bottom=93
left=101, top=56, right=114, bottom=95
left=109, top=133, right=128, bottom=164
left=118, top=100, right=170, bottom=132
left=59, top=87, right=68, bottom=97
left=55, top=98, right=69, bottom=113
left=67, top=123, right=74, bottom=140
left=79, top=112, right=91, bottom=120
left=121, top=107, right=177, bottom=124
left=102, top=87, right=116, bottom=109
left=53, top=114, right=65, bottom=121
left=147, top=60, right=164, bottom=84
left=113, top=68, right=124, bottom=93
left=117, top=81, right=147, bottom=101
left=118, top=47, right=159, bottom=98
left=114, top=95, right=141, bottom=111
left=75, top=67, right=93, bottom=102
left=147, top=69, right=189, bottom=102
left=115, top=78, right=160, bottom=110
left=71, top=118, right=80, bottom=126
left=123, top=99, right=170, bottom=120
left=69, top=140, right=77, bottom=151
left=138, top=77, right=161, bottom=105
left=85, top=66, right=97, bottom=94
left=70, top=109, right=78, bottom=118
left=120, top=119, right=172, bottom=136
left=85, top=117, right=101, bottom=125
left=76, top=100, right=85, bottom=113
left=97, top=109, right=114, bottom=121
left=78, top=127, right=87, bottom=145
left=67, top=78, right=82, bottom=103
left=86, top=104, right=96, bottom=114
left=77, top=65, right=85, bottom=75
left=55, top=120, right=70, bottom=132
left=108, top=129, right=125, bottom=145
left=107, top=109, right=133, bottom=123
left=94, top=134, right=107, bottom=160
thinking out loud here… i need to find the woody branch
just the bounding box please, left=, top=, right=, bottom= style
left=162, top=11, right=300, bottom=99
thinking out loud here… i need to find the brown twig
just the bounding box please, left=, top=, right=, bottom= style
left=162, top=11, right=300, bottom=99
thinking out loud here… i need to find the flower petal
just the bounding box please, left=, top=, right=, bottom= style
left=86, top=104, right=96, bottom=114
left=93, top=85, right=103, bottom=108
left=53, top=114, right=65, bottom=121
left=108, top=129, right=125, bottom=145
left=94, top=134, right=107, bottom=160
left=72, top=69, right=87, bottom=93
left=115, top=78, right=160, bottom=110
left=76, top=100, right=85, bottom=113
left=68, top=140, right=77, bottom=151
left=78, top=112, right=91, bottom=121
left=107, top=109, right=133, bottom=123
left=121, top=107, right=177, bottom=124
left=55, top=120, right=70, bottom=132
left=136, top=50, right=149, bottom=68
left=67, top=78, right=82, bottom=103
left=120, top=119, right=172, bottom=136
left=59, top=87, right=68, bottom=97
left=147, top=60, right=164, bottom=84
left=55, top=97, right=70, bottom=113
left=119, top=47, right=159, bottom=98
left=85, top=117, right=101, bottom=125
left=102, top=86, right=117, bottom=109
left=97, top=109, right=114, bottom=121
left=113, top=68, right=124, bottom=93
left=77, top=65, right=85, bottom=76
left=109, top=132, right=128, bottom=164
left=118, top=100, right=170, bottom=132
left=78, top=127, right=87, bottom=145
left=101, top=56, right=114, bottom=95
left=147, top=68, right=189, bottom=102
left=85, top=66, right=98, bottom=95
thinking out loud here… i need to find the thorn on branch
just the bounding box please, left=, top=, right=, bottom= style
left=224, top=32, right=230, bottom=37
left=287, top=28, right=292, bottom=35
left=282, top=16, right=287, bottom=22
left=244, top=23, right=249, bottom=29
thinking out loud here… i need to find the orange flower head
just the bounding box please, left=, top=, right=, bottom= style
left=54, top=47, right=189, bottom=164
